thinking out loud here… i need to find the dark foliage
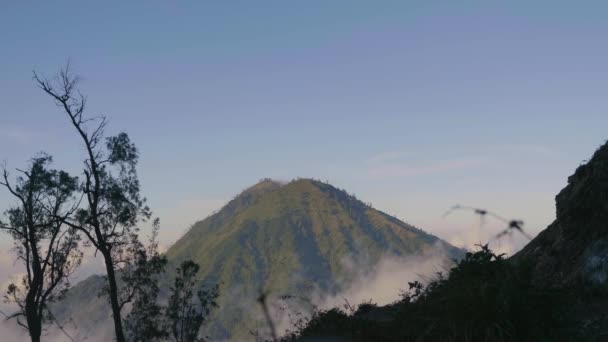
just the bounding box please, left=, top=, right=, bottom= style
left=0, top=155, right=81, bottom=342
left=123, top=220, right=169, bottom=342
left=167, top=260, right=219, bottom=342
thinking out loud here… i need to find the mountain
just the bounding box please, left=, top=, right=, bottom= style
left=165, top=178, right=463, bottom=339
left=55, top=178, right=463, bottom=341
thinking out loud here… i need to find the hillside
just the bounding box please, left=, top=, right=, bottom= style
left=55, top=178, right=463, bottom=341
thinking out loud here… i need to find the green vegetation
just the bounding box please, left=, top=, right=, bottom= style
left=0, top=154, right=81, bottom=342
left=166, top=260, right=219, bottom=342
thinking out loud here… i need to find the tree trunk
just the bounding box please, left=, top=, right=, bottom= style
left=25, top=296, right=41, bottom=342
left=26, top=191, right=43, bottom=342
left=103, top=250, right=126, bottom=342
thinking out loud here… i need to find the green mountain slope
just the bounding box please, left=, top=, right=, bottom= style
left=165, top=178, right=462, bottom=339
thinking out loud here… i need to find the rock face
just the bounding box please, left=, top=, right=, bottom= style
left=515, top=141, right=608, bottom=289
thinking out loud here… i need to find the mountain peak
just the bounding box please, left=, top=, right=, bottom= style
left=556, top=141, right=608, bottom=221
left=242, top=178, right=283, bottom=195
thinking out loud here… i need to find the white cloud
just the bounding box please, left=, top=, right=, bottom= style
left=257, top=244, right=455, bottom=339
left=368, top=158, right=483, bottom=178
left=314, top=247, right=451, bottom=308
left=0, top=247, right=23, bottom=291
left=0, top=320, right=29, bottom=342
left=366, top=150, right=412, bottom=164
left=485, top=144, right=559, bottom=157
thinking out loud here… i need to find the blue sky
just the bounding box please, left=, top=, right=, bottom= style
left=1, top=1, right=608, bottom=251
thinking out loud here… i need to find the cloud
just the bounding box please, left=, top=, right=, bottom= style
left=313, top=247, right=451, bottom=309
left=0, top=320, right=29, bottom=342
left=256, top=244, right=455, bottom=339
left=0, top=317, right=109, bottom=342
left=485, top=144, right=559, bottom=157
left=366, top=150, right=412, bottom=164
left=257, top=239, right=527, bottom=340
left=0, top=246, right=23, bottom=292
left=365, top=144, right=557, bottom=180
left=368, top=158, right=483, bottom=178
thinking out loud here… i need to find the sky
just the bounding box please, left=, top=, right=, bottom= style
left=1, top=1, right=608, bottom=258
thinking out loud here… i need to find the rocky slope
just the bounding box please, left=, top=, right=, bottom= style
left=515, top=142, right=608, bottom=290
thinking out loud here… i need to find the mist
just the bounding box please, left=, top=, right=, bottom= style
left=251, top=243, right=456, bottom=339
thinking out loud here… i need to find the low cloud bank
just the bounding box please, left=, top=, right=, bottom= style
left=255, top=243, right=455, bottom=339
left=0, top=242, right=464, bottom=341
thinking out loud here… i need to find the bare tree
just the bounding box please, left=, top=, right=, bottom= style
left=0, top=154, right=82, bottom=342
left=33, top=65, right=151, bottom=342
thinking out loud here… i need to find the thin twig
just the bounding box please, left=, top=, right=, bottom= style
left=442, top=205, right=532, bottom=241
